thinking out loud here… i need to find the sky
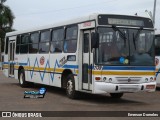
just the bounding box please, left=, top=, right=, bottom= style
left=4, top=0, right=160, bottom=31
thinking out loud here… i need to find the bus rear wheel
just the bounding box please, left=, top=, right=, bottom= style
left=19, top=69, right=28, bottom=88
left=110, top=93, right=123, bottom=98
left=66, top=74, right=77, bottom=99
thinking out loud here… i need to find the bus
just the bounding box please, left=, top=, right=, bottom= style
left=155, top=30, right=160, bottom=86
left=2, top=13, right=156, bottom=99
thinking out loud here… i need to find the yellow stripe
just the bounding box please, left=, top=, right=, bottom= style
left=92, top=70, right=155, bottom=76
left=14, top=65, right=79, bottom=74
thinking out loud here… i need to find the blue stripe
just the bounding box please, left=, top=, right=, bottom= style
left=3, top=62, right=16, bottom=65
left=3, top=62, right=9, bottom=64
left=63, top=65, right=78, bottom=69
left=102, top=66, right=155, bottom=71
left=19, top=63, right=27, bottom=66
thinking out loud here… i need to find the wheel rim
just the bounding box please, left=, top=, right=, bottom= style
left=20, top=73, right=23, bottom=85
left=67, top=80, right=73, bottom=95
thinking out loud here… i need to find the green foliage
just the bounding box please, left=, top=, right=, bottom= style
left=0, top=0, right=15, bottom=52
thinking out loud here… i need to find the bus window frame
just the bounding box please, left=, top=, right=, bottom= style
left=63, top=25, right=78, bottom=53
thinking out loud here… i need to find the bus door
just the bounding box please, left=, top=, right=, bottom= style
left=82, top=30, right=93, bottom=90
left=8, top=37, right=16, bottom=77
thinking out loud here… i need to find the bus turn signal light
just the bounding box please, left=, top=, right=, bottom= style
left=95, top=77, right=101, bottom=81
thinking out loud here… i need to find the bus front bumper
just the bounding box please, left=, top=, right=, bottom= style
left=94, top=82, right=156, bottom=94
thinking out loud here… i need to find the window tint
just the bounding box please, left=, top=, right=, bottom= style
left=50, top=28, right=64, bottom=53
left=29, top=32, right=39, bottom=53
left=83, top=33, right=89, bottom=53
left=29, top=44, right=38, bottom=53
left=64, top=40, right=77, bottom=53
left=52, top=29, right=64, bottom=41
left=5, top=37, right=9, bottom=54
left=20, top=44, right=28, bottom=53
left=40, top=30, right=50, bottom=42
left=66, top=26, right=78, bottom=39
left=16, top=35, right=21, bottom=44
left=39, top=42, right=50, bottom=53
left=155, top=36, right=160, bottom=56
left=16, top=36, right=20, bottom=54
left=16, top=45, right=20, bottom=54
left=39, top=30, right=50, bottom=53
left=50, top=41, right=63, bottom=53
left=18, top=34, right=29, bottom=53
left=30, top=32, right=39, bottom=43
left=64, top=25, right=78, bottom=53
left=21, top=34, right=30, bottom=44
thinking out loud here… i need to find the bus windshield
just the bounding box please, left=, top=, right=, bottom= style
left=155, top=35, right=160, bottom=56
left=97, top=27, right=154, bottom=66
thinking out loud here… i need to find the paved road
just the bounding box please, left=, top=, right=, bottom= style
left=0, top=71, right=160, bottom=120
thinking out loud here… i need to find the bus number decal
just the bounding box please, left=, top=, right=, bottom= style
left=94, top=65, right=103, bottom=70
left=59, top=56, right=67, bottom=67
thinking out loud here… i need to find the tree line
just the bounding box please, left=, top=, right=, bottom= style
left=0, top=0, right=14, bottom=57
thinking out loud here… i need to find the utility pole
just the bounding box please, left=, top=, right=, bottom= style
left=153, top=0, right=157, bottom=27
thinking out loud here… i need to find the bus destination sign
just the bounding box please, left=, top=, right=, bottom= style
left=108, top=18, right=144, bottom=26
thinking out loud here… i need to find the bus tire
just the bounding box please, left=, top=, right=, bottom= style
left=66, top=74, right=77, bottom=99
left=110, top=93, right=123, bottom=98
left=19, top=69, right=28, bottom=88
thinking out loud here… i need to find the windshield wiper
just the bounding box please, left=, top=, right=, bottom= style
left=133, top=27, right=143, bottom=50
left=112, top=25, right=127, bottom=40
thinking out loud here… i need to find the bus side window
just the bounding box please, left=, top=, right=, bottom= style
left=64, top=25, right=78, bottom=53
left=50, top=28, right=63, bottom=53
left=16, top=35, right=20, bottom=54
left=39, top=30, right=50, bottom=53
left=20, top=34, right=29, bottom=54
left=29, top=32, right=39, bottom=53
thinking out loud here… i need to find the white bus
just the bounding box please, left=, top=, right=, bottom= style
left=2, top=14, right=156, bottom=99
left=155, top=30, right=160, bottom=86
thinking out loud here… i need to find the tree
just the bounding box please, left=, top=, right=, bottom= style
left=0, top=0, right=14, bottom=54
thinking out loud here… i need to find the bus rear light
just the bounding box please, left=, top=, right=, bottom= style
left=95, top=77, right=101, bottom=81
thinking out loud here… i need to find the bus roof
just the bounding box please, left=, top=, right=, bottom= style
left=6, top=13, right=152, bottom=37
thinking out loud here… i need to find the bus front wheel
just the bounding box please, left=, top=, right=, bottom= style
left=19, top=69, right=28, bottom=88
left=110, top=93, right=123, bottom=98
left=66, top=74, right=77, bottom=99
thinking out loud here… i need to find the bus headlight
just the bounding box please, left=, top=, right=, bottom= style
left=145, top=78, right=148, bottom=82
left=109, top=78, right=112, bottom=83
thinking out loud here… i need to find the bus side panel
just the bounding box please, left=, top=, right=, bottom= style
left=49, top=54, right=63, bottom=87
left=2, top=54, right=9, bottom=77
left=49, top=53, right=78, bottom=89
left=15, top=54, right=28, bottom=81
left=27, top=54, right=50, bottom=85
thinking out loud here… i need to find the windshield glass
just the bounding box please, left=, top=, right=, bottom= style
left=155, top=35, right=160, bottom=56
left=97, top=27, right=154, bottom=66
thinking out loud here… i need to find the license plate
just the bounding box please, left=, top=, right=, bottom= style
left=146, top=85, right=155, bottom=89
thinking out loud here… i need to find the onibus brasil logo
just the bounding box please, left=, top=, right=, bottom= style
left=24, top=88, right=46, bottom=98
